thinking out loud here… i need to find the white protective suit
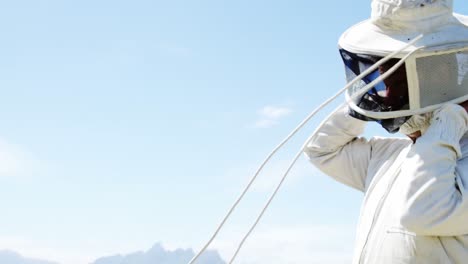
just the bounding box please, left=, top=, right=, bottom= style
left=304, top=104, right=468, bottom=263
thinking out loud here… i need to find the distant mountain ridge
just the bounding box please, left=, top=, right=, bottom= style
left=92, top=243, right=225, bottom=264
left=0, top=243, right=225, bottom=264
left=0, top=250, right=58, bottom=264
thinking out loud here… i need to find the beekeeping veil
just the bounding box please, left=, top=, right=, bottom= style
left=339, top=0, right=468, bottom=133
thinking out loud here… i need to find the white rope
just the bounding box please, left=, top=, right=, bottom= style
left=227, top=45, right=420, bottom=262
left=226, top=38, right=425, bottom=263
left=228, top=104, right=343, bottom=263
left=189, top=35, right=423, bottom=264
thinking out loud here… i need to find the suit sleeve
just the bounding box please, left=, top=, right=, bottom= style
left=399, top=104, right=468, bottom=236
left=304, top=106, right=372, bottom=192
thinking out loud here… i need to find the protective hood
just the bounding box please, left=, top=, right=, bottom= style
left=339, top=0, right=468, bottom=132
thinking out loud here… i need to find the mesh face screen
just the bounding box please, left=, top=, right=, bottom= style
left=340, top=48, right=411, bottom=133
left=416, top=50, right=468, bottom=107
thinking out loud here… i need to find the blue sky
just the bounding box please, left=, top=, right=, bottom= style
left=0, top=1, right=467, bottom=263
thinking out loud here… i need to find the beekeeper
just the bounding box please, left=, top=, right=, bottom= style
left=304, top=0, right=468, bottom=263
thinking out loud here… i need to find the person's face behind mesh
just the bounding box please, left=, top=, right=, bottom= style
left=378, top=59, right=409, bottom=111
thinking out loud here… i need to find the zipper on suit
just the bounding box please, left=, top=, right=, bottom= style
left=358, top=146, right=410, bottom=263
